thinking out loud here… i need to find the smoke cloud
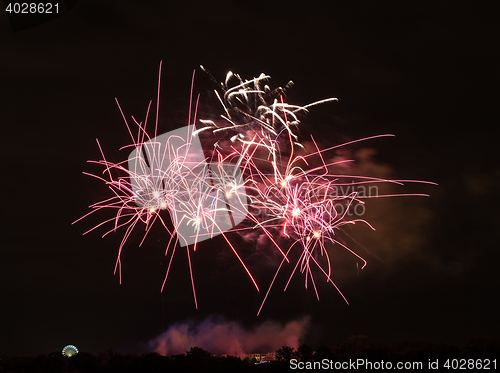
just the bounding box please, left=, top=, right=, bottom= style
left=148, top=316, right=310, bottom=357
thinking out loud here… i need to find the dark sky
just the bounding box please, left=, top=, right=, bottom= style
left=1, top=0, right=498, bottom=357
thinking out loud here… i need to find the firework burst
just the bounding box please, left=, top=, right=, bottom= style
left=75, top=63, right=435, bottom=313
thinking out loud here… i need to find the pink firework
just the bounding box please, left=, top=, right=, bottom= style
left=74, top=63, right=260, bottom=309
left=75, top=64, right=435, bottom=314
left=234, top=133, right=434, bottom=315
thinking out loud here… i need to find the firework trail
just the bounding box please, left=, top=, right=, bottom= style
left=224, top=130, right=435, bottom=314
left=195, top=65, right=337, bottom=151
left=75, top=63, right=435, bottom=313
left=73, top=63, right=259, bottom=308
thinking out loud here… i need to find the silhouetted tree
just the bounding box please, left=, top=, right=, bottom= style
left=43, top=352, right=69, bottom=373
left=332, top=335, right=387, bottom=360
left=186, top=346, right=212, bottom=361
left=298, top=344, right=314, bottom=361
left=463, top=338, right=500, bottom=359
left=313, top=345, right=333, bottom=361
left=275, top=346, right=297, bottom=361
left=71, top=352, right=101, bottom=373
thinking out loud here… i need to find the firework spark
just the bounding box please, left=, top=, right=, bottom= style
left=75, top=64, right=435, bottom=314
left=74, top=63, right=259, bottom=308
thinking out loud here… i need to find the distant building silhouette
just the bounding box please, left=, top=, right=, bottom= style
left=222, top=352, right=275, bottom=362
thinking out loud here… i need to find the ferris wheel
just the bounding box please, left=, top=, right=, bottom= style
left=62, top=345, right=79, bottom=357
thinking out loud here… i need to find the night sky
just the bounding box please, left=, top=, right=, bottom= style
left=1, top=0, right=498, bottom=357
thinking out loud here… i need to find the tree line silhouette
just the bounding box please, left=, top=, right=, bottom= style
left=1, top=336, right=498, bottom=372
